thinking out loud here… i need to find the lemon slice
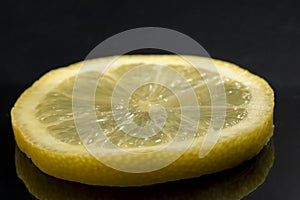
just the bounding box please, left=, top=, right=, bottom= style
left=11, top=55, right=274, bottom=186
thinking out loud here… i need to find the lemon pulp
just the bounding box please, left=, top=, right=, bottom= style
left=35, top=64, right=250, bottom=148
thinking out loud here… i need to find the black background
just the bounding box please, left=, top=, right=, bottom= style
left=2, top=0, right=300, bottom=199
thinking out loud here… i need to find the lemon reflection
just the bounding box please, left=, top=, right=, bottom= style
left=15, top=140, right=274, bottom=200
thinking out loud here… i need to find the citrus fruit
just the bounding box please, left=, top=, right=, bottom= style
left=11, top=55, right=274, bottom=186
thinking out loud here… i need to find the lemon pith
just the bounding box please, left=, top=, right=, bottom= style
left=11, top=55, right=274, bottom=186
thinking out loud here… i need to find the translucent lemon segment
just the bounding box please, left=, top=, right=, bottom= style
left=35, top=64, right=250, bottom=147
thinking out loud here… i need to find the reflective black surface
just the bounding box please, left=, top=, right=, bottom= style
left=3, top=0, right=300, bottom=199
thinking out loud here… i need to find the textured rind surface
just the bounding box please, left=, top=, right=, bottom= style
left=15, top=142, right=274, bottom=200
left=11, top=55, right=274, bottom=186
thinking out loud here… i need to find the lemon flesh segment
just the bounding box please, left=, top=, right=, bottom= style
left=11, top=55, right=274, bottom=186
left=35, top=64, right=250, bottom=148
